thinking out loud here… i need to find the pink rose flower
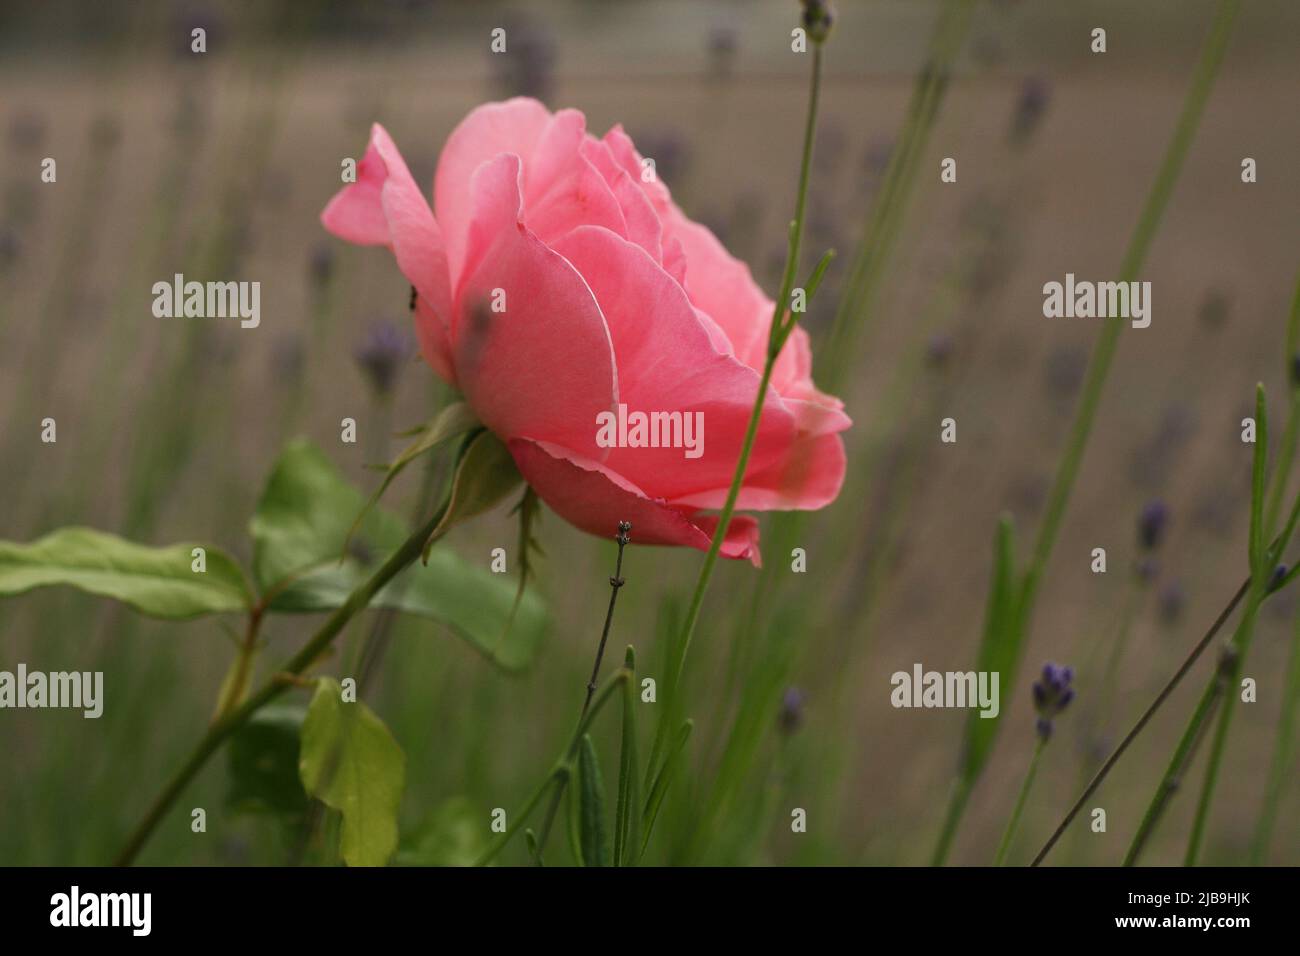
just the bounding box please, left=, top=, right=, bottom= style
left=322, top=98, right=850, bottom=566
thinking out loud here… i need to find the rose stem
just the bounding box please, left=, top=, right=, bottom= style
left=113, top=499, right=449, bottom=866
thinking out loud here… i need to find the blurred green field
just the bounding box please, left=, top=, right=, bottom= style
left=1, top=0, right=1298, bottom=866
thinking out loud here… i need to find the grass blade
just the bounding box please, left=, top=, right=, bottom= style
left=614, top=646, right=641, bottom=866
left=577, top=734, right=610, bottom=867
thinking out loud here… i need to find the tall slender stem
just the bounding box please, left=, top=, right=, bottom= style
left=1250, top=602, right=1300, bottom=863
left=531, top=524, right=633, bottom=862
left=993, top=738, right=1044, bottom=866
left=649, top=40, right=825, bottom=779
left=1124, top=663, right=1227, bottom=865
left=582, top=523, right=631, bottom=720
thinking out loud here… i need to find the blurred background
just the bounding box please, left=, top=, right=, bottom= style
left=1, top=0, right=1298, bottom=866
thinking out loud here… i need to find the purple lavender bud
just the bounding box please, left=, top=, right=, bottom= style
left=800, top=0, right=835, bottom=44
left=353, top=320, right=411, bottom=397
left=926, top=333, right=954, bottom=369
left=1009, top=75, right=1050, bottom=145
left=1198, top=288, right=1231, bottom=330
left=1158, top=579, right=1186, bottom=625
left=1032, top=662, right=1074, bottom=740
left=1136, top=556, right=1160, bottom=583
left=707, top=25, right=739, bottom=78
left=778, top=687, right=806, bottom=734
left=1268, top=565, right=1288, bottom=593
left=1137, top=500, right=1169, bottom=551
left=308, top=241, right=335, bottom=288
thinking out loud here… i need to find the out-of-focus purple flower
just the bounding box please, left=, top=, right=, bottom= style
left=926, top=332, right=954, bottom=369
left=172, top=3, right=224, bottom=59
left=1009, top=75, right=1050, bottom=146
left=308, top=241, right=335, bottom=288
left=778, top=687, right=806, bottom=734
left=631, top=129, right=690, bottom=188
left=1137, top=500, right=1169, bottom=552
left=1158, top=579, right=1186, bottom=625
left=1198, top=287, right=1231, bottom=330
left=354, top=320, right=411, bottom=398
left=1043, top=344, right=1087, bottom=402
left=1136, top=555, right=1160, bottom=583
left=1268, top=564, right=1288, bottom=593
left=862, top=137, right=893, bottom=183
left=491, top=20, right=555, bottom=101
left=1032, top=663, right=1074, bottom=741
left=707, top=25, right=739, bottom=78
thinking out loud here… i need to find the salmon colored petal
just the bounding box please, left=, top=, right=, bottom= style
left=662, top=209, right=773, bottom=370
left=603, top=125, right=674, bottom=216
left=580, top=136, right=664, bottom=263
left=671, top=430, right=847, bottom=513
left=435, top=98, right=551, bottom=284
left=509, top=438, right=761, bottom=565
left=551, top=225, right=796, bottom=499
left=523, top=110, right=629, bottom=248
left=452, top=154, right=618, bottom=461
left=321, top=124, right=452, bottom=331
left=414, top=295, right=455, bottom=385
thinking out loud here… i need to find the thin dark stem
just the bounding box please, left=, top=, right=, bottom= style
left=534, top=522, right=632, bottom=862
left=582, top=522, right=631, bottom=721
left=1124, top=670, right=1226, bottom=865
left=1030, top=575, right=1249, bottom=866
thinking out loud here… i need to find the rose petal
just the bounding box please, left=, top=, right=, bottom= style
left=522, top=110, right=628, bottom=248
left=671, top=429, right=847, bottom=512
left=509, top=438, right=761, bottom=565
left=452, top=154, right=618, bottom=461
left=551, top=225, right=798, bottom=501
left=321, top=123, right=453, bottom=370
left=435, top=97, right=552, bottom=285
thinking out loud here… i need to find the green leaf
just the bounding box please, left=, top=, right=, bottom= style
left=395, top=796, right=487, bottom=867
left=0, top=527, right=251, bottom=619
left=1249, top=383, right=1268, bottom=573
left=959, top=515, right=1019, bottom=782
left=566, top=781, right=584, bottom=865
left=422, top=429, right=523, bottom=559
left=298, top=677, right=405, bottom=867
left=349, top=402, right=479, bottom=547
left=577, top=734, right=610, bottom=867
left=226, top=704, right=309, bottom=818
left=250, top=440, right=546, bottom=670
left=614, top=645, right=642, bottom=866
left=501, top=487, right=544, bottom=649
left=641, top=718, right=693, bottom=857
